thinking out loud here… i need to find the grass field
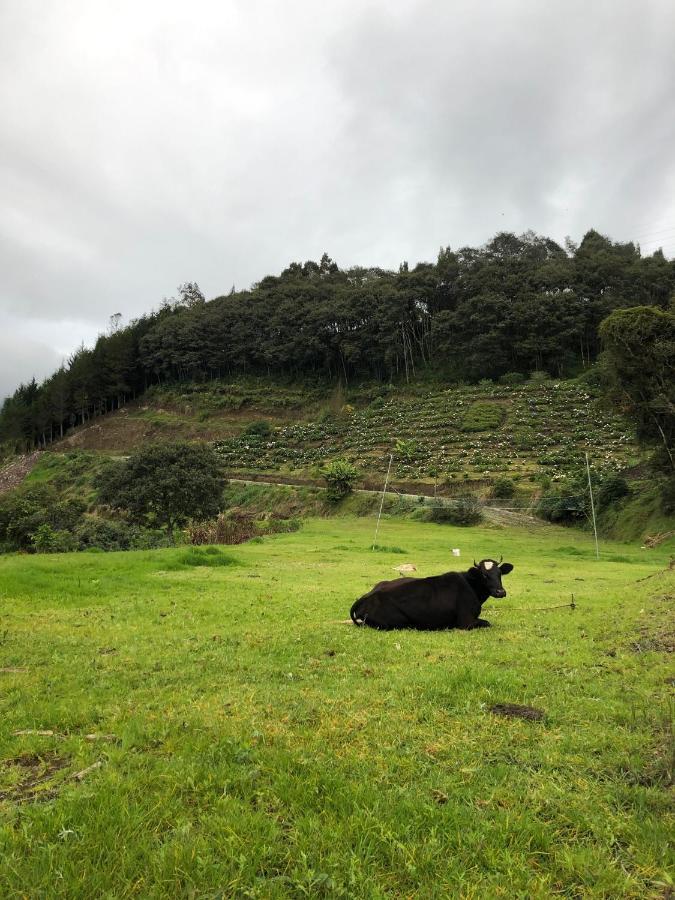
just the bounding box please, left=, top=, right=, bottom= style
left=1, top=518, right=673, bottom=898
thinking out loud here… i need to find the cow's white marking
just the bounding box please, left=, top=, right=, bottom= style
left=483, top=560, right=494, bottom=570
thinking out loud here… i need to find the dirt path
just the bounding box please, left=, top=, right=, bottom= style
left=0, top=452, right=41, bottom=495
left=225, top=475, right=545, bottom=528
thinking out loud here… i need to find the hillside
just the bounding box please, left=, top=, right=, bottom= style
left=57, top=376, right=637, bottom=495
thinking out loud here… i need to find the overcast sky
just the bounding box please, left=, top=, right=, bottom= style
left=1, top=0, right=674, bottom=400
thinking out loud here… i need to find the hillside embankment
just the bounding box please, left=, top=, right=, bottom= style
left=52, top=377, right=637, bottom=490
left=3, top=376, right=670, bottom=542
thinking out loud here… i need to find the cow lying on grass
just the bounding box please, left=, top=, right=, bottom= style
left=350, top=558, right=514, bottom=630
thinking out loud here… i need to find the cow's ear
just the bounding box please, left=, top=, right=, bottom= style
left=499, top=562, right=514, bottom=575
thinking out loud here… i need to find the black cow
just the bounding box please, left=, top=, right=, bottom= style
left=350, top=558, right=514, bottom=630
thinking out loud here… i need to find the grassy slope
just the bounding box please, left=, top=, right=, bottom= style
left=1, top=518, right=673, bottom=898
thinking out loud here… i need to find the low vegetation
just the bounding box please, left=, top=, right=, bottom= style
left=0, top=518, right=672, bottom=896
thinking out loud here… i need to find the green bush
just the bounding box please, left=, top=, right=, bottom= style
left=98, top=441, right=224, bottom=536
left=529, top=370, right=549, bottom=383
left=31, top=523, right=77, bottom=553
left=597, top=475, right=630, bottom=510
left=424, top=496, right=482, bottom=526
left=459, top=402, right=505, bottom=433
left=499, top=372, right=525, bottom=385
left=491, top=477, right=516, bottom=499
left=0, top=485, right=86, bottom=552
left=244, top=420, right=273, bottom=438
left=321, top=459, right=359, bottom=502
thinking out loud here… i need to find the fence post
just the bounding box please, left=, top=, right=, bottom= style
left=373, top=454, right=394, bottom=550
left=585, top=451, right=600, bottom=560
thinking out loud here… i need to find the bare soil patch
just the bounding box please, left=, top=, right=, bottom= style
left=491, top=703, right=546, bottom=721
left=0, top=751, right=70, bottom=804
left=0, top=451, right=41, bottom=495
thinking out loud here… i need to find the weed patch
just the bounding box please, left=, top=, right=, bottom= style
left=170, top=548, right=237, bottom=569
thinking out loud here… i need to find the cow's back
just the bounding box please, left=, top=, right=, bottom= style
left=351, top=572, right=472, bottom=630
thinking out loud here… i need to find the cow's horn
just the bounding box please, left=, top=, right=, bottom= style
left=473, top=559, right=478, bottom=567
left=499, top=555, right=503, bottom=564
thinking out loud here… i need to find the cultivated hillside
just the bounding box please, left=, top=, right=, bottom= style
left=56, top=376, right=636, bottom=494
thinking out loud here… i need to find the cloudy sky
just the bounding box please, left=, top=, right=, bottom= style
left=1, top=0, right=674, bottom=399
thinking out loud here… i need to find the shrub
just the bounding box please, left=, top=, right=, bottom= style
left=0, top=485, right=86, bottom=552
left=597, top=475, right=630, bottom=510
left=395, top=438, right=418, bottom=460
left=321, top=459, right=359, bottom=502
left=98, top=441, right=224, bottom=536
left=72, top=517, right=157, bottom=551
left=244, top=420, right=273, bottom=438
left=424, top=496, right=482, bottom=526
left=459, top=403, right=505, bottom=433
left=499, top=372, right=525, bottom=385
left=491, top=477, right=516, bottom=499
left=31, top=524, right=77, bottom=553
left=186, top=512, right=302, bottom=545
left=529, top=370, right=549, bottom=383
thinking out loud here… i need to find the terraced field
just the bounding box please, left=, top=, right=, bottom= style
left=56, top=377, right=637, bottom=495
left=211, top=380, right=636, bottom=489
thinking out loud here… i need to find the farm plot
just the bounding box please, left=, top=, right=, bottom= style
left=0, top=519, right=672, bottom=897
left=213, top=381, right=636, bottom=487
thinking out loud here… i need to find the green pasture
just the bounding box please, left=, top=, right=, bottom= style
left=0, top=518, right=673, bottom=898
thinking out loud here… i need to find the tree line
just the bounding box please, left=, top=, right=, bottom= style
left=2, top=229, right=673, bottom=451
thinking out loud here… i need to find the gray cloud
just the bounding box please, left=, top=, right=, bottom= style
left=1, top=0, right=674, bottom=398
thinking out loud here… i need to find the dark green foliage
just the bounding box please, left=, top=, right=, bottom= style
left=459, top=402, right=505, bottom=433
left=537, top=490, right=586, bottom=525
left=599, top=305, right=675, bottom=472
left=98, top=442, right=224, bottom=535
left=499, top=372, right=525, bottom=385
left=596, top=475, right=630, bottom=508
left=424, top=496, right=482, bottom=526
left=0, top=484, right=86, bottom=551
left=537, top=468, right=631, bottom=526
left=73, top=517, right=169, bottom=551
left=243, top=420, right=273, bottom=437
left=321, top=459, right=359, bottom=502
left=491, top=477, right=516, bottom=499
left=2, top=230, right=673, bottom=452
left=30, top=523, right=78, bottom=553
left=660, top=474, right=675, bottom=514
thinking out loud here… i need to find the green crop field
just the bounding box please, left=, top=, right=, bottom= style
left=59, top=377, right=637, bottom=493
left=1, top=517, right=673, bottom=897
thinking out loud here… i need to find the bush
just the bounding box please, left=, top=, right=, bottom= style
left=31, top=524, right=77, bottom=553
left=72, top=517, right=160, bottom=551
left=424, top=495, right=482, bottom=526
left=491, top=477, right=516, bottom=499
left=98, top=441, right=224, bottom=536
left=597, top=475, right=630, bottom=510
left=499, top=372, right=525, bottom=385
left=459, top=402, right=505, bottom=433
left=321, top=459, right=359, bottom=502
left=0, top=485, right=86, bottom=552
left=186, top=512, right=302, bottom=545
left=244, top=420, right=273, bottom=438
left=529, top=370, right=549, bottom=383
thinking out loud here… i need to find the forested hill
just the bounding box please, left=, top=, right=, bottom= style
left=2, top=228, right=674, bottom=451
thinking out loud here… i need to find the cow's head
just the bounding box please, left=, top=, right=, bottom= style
left=472, top=558, right=514, bottom=598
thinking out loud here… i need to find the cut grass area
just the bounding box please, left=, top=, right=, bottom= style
left=0, top=518, right=673, bottom=897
